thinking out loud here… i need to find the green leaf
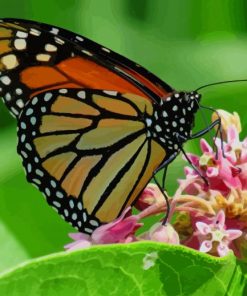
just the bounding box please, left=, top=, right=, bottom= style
left=0, top=242, right=246, bottom=296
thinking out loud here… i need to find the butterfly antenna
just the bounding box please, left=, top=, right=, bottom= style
left=195, top=79, right=247, bottom=92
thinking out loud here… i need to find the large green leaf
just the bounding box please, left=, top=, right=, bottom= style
left=0, top=242, right=246, bottom=296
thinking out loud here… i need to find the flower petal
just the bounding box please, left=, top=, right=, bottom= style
left=214, top=210, right=225, bottom=229
left=91, top=207, right=140, bottom=244
left=217, top=242, right=230, bottom=257
left=199, top=240, right=212, bottom=253
left=227, top=125, right=239, bottom=144
left=226, top=229, right=242, bottom=241
left=184, top=153, right=199, bottom=166
left=64, top=239, right=92, bottom=251
left=206, top=167, right=218, bottom=177
left=200, top=139, right=213, bottom=153
left=69, top=232, right=90, bottom=241
left=149, top=223, right=180, bottom=244
left=196, top=222, right=211, bottom=235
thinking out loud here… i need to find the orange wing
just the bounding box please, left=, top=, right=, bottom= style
left=0, top=18, right=173, bottom=117
left=17, top=89, right=166, bottom=233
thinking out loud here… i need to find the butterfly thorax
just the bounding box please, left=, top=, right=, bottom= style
left=145, top=91, right=201, bottom=153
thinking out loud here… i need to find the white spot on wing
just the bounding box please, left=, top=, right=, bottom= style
left=83, top=212, right=87, bottom=222
left=56, top=191, right=64, bottom=199
left=76, top=36, right=84, bottom=41
left=30, top=28, right=41, bottom=36
left=72, top=213, right=77, bottom=220
left=54, top=37, right=65, bottom=45
left=14, top=39, right=26, bottom=50
left=59, top=89, right=68, bottom=94
left=50, top=27, right=59, bottom=35
left=44, top=93, right=53, bottom=101
left=81, top=50, right=93, bottom=56
left=155, top=125, right=162, bottom=132
left=31, top=97, right=38, bottom=105
left=146, top=118, right=152, bottom=127
left=16, top=31, right=28, bottom=38
left=36, top=54, right=51, bottom=62
left=16, top=99, right=24, bottom=108
left=101, top=47, right=110, bottom=53
left=85, top=228, right=93, bottom=233
left=103, top=90, right=117, bottom=96
left=16, top=88, right=23, bottom=95
left=5, top=93, right=11, bottom=101
left=69, top=199, right=74, bottom=209
left=1, top=54, right=19, bottom=69
left=45, top=188, right=51, bottom=196
left=77, top=91, right=86, bottom=99
left=45, top=43, right=57, bottom=52
left=89, top=220, right=99, bottom=227
left=20, top=122, right=26, bottom=129
left=26, top=108, right=33, bottom=116
left=53, top=201, right=61, bottom=208
left=0, top=76, right=11, bottom=85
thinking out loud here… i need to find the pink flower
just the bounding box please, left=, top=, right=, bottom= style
left=195, top=210, right=242, bottom=257
left=212, top=109, right=241, bottom=141
left=134, top=183, right=165, bottom=211
left=222, top=125, right=247, bottom=190
left=222, top=125, right=247, bottom=164
left=182, top=138, right=242, bottom=195
left=91, top=207, right=142, bottom=244
left=65, top=207, right=142, bottom=251
left=64, top=233, right=92, bottom=251
left=139, top=222, right=180, bottom=245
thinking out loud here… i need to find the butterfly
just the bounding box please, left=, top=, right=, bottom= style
left=0, top=18, right=219, bottom=234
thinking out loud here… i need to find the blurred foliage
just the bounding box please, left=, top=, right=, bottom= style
left=1, top=0, right=247, bottom=274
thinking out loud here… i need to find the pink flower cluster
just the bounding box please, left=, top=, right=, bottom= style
left=65, top=110, right=247, bottom=258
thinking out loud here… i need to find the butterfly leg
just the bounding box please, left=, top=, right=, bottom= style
left=191, top=105, right=224, bottom=158
left=189, top=119, right=220, bottom=139
left=162, top=166, right=167, bottom=190
left=200, top=106, right=224, bottom=158
left=176, top=134, right=209, bottom=186
left=153, top=174, right=170, bottom=225
left=153, top=152, right=178, bottom=189
left=152, top=152, right=178, bottom=225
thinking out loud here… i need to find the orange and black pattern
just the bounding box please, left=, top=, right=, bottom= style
left=0, top=18, right=200, bottom=233
left=17, top=89, right=167, bottom=232
left=0, top=18, right=173, bottom=118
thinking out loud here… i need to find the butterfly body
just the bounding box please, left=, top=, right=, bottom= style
left=0, top=18, right=201, bottom=233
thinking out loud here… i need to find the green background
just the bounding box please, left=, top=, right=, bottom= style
left=1, top=0, right=247, bottom=275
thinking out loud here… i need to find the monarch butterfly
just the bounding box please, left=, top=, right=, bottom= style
left=0, top=18, right=220, bottom=234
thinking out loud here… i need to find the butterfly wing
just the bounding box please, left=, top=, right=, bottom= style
left=0, top=18, right=173, bottom=118
left=18, top=88, right=166, bottom=233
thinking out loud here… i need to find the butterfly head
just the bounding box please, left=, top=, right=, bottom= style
left=149, top=91, right=202, bottom=152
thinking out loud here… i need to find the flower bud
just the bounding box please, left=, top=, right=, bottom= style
left=135, top=183, right=165, bottom=211
left=212, top=110, right=241, bottom=140
left=140, top=222, right=180, bottom=245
